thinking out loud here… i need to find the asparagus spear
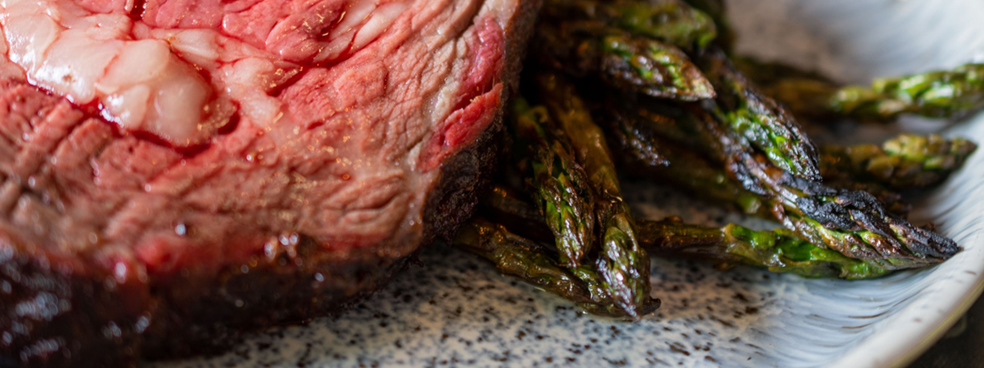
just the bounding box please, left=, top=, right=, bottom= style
left=576, top=83, right=955, bottom=267
left=540, top=1, right=820, bottom=181
left=536, top=73, right=658, bottom=319
left=541, top=0, right=718, bottom=50
left=480, top=185, right=553, bottom=242
left=697, top=49, right=822, bottom=181
left=534, top=21, right=715, bottom=101
left=638, top=217, right=890, bottom=279
left=473, top=193, right=654, bottom=317
left=453, top=218, right=633, bottom=316
left=820, top=133, right=978, bottom=190
left=831, top=63, right=984, bottom=120
left=691, top=61, right=980, bottom=190
left=509, top=100, right=644, bottom=318
left=542, top=3, right=818, bottom=178
left=600, top=101, right=768, bottom=217
left=509, top=98, right=595, bottom=267
left=480, top=187, right=890, bottom=279
left=681, top=105, right=958, bottom=269
left=600, top=100, right=910, bottom=217
left=503, top=98, right=658, bottom=319
left=736, top=61, right=984, bottom=121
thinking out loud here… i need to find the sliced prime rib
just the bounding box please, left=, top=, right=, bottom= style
left=0, top=0, right=540, bottom=366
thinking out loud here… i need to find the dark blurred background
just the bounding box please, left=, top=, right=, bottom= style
left=909, top=295, right=984, bottom=367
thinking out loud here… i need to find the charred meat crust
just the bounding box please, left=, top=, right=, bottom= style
left=140, top=235, right=419, bottom=359
left=0, top=233, right=149, bottom=368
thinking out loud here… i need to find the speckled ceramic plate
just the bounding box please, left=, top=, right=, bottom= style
left=147, top=0, right=984, bottom=367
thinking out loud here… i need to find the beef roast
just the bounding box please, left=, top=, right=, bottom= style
left=0, top=0, right=539, bottom=366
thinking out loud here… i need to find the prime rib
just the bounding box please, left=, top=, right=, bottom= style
left=0, top=0, right=539, bottom=366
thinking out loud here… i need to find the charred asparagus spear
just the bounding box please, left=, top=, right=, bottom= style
left=638, top=217, right=890, bottom=279
left=508, top=101, right=654, bottom=318
left=480, top=185, right=553, bottom=242
left=600, top=101, right=768, bottom=217
left=575, top=81, right=954, bottom=267
left=503, top=97, right=657, bottom=319
left=831, top=63, right=984, bottom=120
left=682, top=105, right=958, bottom=269
left=538, top=7, right=820, bottom=181
left=509, top=98, right=595, bottom=267
left=534, top=22, right=715, bottom=101
left=481, top=186, right=890, bottom=279
left=697, top=48, right=822, bottom=181
left=536, top=73, right=658, bottom=319
left=541, top=0, right=718, bottom=50
left=453, top=219, right=631, bottom=316
left=820, top=133, right=978, bottom=190
left=736, top=75, right=976, bottom=194
left=601, top=100, right=910, bottom=217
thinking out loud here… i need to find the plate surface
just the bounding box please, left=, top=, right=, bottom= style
left=148, top=0, right=984, bottom=367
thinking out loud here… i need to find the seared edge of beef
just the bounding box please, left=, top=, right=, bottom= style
left=0, top=232, right=150, bottom=368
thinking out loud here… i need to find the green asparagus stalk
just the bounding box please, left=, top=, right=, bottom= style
left=534, top=21, right=715, bottom=101
left=831, top=63, right=984, bottom=120
left=736, top=61, right=984, bottom=121
left=543, top=16, right=818, bottom=179
left=535, top=73, right=658, bottom=319
left=509, top=99, right=646, bottom=317
left=538, top=1, right=820, bottom=182
left=600, top=100, right=910, bottom=217
left=721, top=75, right=976, bottom=195
left=541, top=0, right=718, bottom=49
left=575, top=81, right=955, bottom=267
left=453, top=218, right=632, bottom=316
left=509, top=98, right=595, bottom=267
left=698, top=49, right=822, bottom=181
left=480, top=187, right=890, bottom=279
left=681, top=104, right=958, bottom=269
left=480, top=185, right=553, bottom=241
left=820, top=133, right=978, bottom=190
left=637, top=217, right=891, bottom=279
left=473, top=191, right=653, bottom=317
left=600, top=101, right=768, bottom=217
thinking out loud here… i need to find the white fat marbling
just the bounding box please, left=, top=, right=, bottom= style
left=0, top=0, right=224, bottom=145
